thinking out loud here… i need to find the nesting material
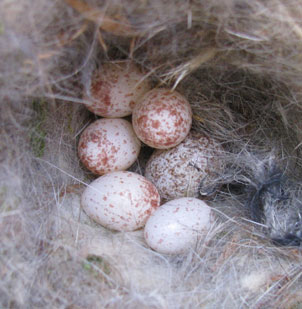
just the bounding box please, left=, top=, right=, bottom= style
left=2, top=0, right=302, bottom=308
left=145, top=131, right=225, bottom=201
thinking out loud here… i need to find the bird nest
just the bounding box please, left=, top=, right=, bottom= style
left=1, top=0, right=302, bottom=308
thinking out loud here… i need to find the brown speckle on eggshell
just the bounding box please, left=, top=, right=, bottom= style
left=78, top=118, right=141, bottom=175
left=132, top=88, right=192, bottom=149
left=83, top=61, right=151, bottom=118
left=144, top=197, right=214, bottom=254
left=81, top=171, right=161, bottom=231
left=144, top=132, right=225, bottom=201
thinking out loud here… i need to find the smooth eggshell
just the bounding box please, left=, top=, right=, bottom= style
left=145, top=132, right=225, bottom=201
left=132, top=88, right=192, bottom=149
left=144, top=197, right=214, bottom=254
left=84, top=61, right=151, bottom=117
left=81, top=171, right=160, bottom=231
left=78, top=118, right=141, bottom=175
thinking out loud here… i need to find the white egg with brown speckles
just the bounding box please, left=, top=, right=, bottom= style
left=81, top=171, right=161, bottom=231
left=84, top=61, right=151, bottom=118
left=78, top=118, right=140, bottom=175
left=132, top=88, right=192, bottom=149
left=144, top=132, right=225, bottom=201
left=144, top=197, right=214, bottom=254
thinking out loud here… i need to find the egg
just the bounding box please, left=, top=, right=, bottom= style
left=132, top=88, right=192, bottom=149
left=78, top=118, right=140, bottom=175
left=144, top=197, right=214, bottom=254
left=144, top=132, right=225, bottom=201
left=81, top=171, right=161, bottom=231
left=83, top=61, right=151, bottom=117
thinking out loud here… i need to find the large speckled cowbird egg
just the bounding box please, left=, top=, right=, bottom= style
left=144, top=132, right=224, bottom=201
left=144, top=197, right=214, bottom=254
left=132, top=88, right=192, bottom=149
left=81, top=171, right=160, bottom=231
left=78, top=118, right=140, bottom=175
left=83, top=61, right=151, bottom=118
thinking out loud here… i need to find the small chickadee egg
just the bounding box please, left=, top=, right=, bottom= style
left=132, top=88, right=192, bottom=149
left=83, top=61, right=151, bottom=118
left=144, top=197, right=214, bottom=254
left=145, top=132, right=225, bottom=201
left=78, top=118, right=141, bottom=175
left=81, top=171, right=161, bottom=231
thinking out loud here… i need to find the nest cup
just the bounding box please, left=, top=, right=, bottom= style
left=2, top=0, right=302, bottom=308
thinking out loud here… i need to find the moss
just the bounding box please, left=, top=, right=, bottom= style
left=29, top=100, right=47, bottom=158
left=0, top=186, right=21, bottom=211
left=30, top=130, right=46, bottom=158
left=0, top=186, right=7, bottom=201
left=84, top=255, right=111, bottom=276
left=290, top=303, right=302, bottom=309
left=67, top=113, right=74, bottom=135
left=82, top=255, right=112, bottom=283
left=81, top=254, right=115, bottom=287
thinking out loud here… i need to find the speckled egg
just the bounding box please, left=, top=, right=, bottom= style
left=83, top=61, right=151, bottom=118
left=144, top=197, right=214, bottom=254
left=81, top=171, right=161, bottom=231
left=132, top=88, right=192, bottom=149
left=78, top=118, right=141, bottom=175
left=144, top=132, right=225, bottom=201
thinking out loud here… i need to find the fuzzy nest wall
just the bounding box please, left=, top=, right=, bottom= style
left=2, top=0, right=302, bottom=308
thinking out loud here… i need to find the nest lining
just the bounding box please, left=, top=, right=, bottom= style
left=1, top=0, right=302, bottom=308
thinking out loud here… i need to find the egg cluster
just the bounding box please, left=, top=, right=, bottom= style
left=79, top=61, right=223, bottom=254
